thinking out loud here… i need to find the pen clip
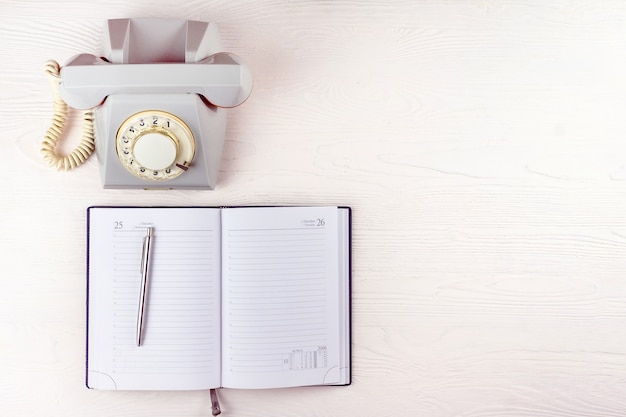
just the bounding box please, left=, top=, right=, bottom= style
left=140, top=239, right=146, bottom=274
left=140, top=227, right=152, bottom=273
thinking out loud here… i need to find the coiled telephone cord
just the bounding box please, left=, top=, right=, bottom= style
left=41, top=60, right=95, bottom=171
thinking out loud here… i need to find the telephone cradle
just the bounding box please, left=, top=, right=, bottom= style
left=41, top=18, right=252, bottom=190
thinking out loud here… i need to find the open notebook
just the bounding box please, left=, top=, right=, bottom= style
left=86, top=206, right=351, bottom=390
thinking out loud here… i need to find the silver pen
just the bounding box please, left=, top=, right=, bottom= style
left=136, top=227, right=153, bottom=346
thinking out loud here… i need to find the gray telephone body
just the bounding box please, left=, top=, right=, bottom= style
left=56, top=18, right=252, bottom=189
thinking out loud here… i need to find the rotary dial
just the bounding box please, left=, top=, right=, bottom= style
left=116, top=111, right=195, bottom=181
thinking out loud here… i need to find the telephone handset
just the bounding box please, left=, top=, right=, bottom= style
left=42, top=18, right=252, bottom=189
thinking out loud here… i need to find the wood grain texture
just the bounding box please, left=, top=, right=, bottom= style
left=2, top=0, right=626, bottom=416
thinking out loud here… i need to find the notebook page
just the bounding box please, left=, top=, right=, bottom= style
left=221, top=207, right=341, bottom=389
left=87, top=207, right=221, bottom=390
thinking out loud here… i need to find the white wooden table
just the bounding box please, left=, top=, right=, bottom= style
left=2, top=1, right=626, bottom=416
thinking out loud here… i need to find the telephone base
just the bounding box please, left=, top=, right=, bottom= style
left=94, top=94, right=226, bottom=190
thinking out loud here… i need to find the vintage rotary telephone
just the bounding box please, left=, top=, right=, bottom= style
left=41, top=18, right=252, bottom=189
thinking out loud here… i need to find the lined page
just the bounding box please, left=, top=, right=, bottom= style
left=87, top=207, right=221, bottom=390
left=221, top=207, right=340, bottom=389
